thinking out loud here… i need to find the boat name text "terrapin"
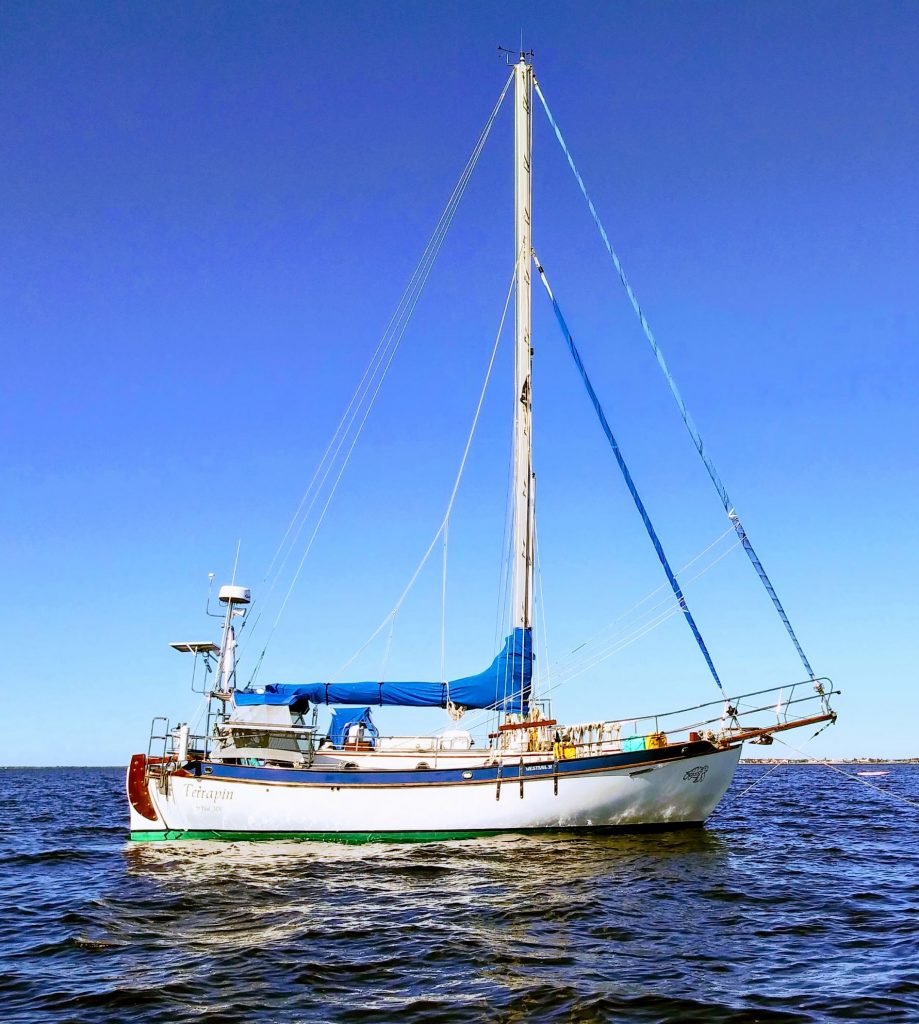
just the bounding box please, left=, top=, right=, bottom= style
left=188, top=787, right=234, bottom=801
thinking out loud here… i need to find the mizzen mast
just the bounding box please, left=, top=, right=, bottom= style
left=512, top=52, right=535, bottom=631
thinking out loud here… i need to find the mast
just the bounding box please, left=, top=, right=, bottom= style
left=216, top=585, right=250, bottom=695
left=512, top=52, right=534, bottom=631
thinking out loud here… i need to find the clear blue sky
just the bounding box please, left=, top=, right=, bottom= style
left=2, top=2, right=917, bottom=764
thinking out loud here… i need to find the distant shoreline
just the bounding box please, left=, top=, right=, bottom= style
left=2, top=760, right=918, bottom=769
left=739, top=759, right=918, bottom=765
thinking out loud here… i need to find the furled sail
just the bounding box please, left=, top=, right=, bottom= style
left=233, top=629, right=532, bottom=713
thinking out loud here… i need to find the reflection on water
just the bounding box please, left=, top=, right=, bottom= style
left=121, top=829, right=732, bottom=965
left=3, top=765, right=919, bottom=1023
left=124, top=825, right=729, bottom=883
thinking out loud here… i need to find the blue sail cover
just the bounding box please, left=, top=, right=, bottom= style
left=234, top=629, right=532, bottom=713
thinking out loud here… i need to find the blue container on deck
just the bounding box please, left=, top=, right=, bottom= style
left=623, top=735, right=646, bottom=752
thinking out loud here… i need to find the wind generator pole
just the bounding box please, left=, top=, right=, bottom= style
left=512, top=52, right=535, bottom=633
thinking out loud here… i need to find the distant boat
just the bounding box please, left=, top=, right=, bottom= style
left=857, top=771, right=890, bottom=777
left=127, top=52, right=837, bottom=843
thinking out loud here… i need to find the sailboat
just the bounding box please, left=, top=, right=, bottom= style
left=127, top=54, right=837, bottom=843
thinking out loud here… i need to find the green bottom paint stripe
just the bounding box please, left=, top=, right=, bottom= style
left=130, top=822, right=703, bottom=844
left=132, top=829, right=507, bottom=844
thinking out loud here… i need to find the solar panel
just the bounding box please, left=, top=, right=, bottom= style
left=169, top=642, right=220, bottom=654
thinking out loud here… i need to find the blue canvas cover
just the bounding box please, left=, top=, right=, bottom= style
left=234, top=628, right=532, bottom=713
left=328, top=707, right=379, bottom=748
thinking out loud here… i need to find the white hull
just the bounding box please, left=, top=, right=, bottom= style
left=129, top=745, right=742, bottom=841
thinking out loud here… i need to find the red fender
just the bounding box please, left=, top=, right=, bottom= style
left=127, top=754, right=159, bottom=821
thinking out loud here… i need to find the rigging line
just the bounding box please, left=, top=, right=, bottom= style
left=493, top=413, right=517, bottom=654
left=534, top=253, right=724, bottom=693
left=534, top=80, right=816, bottom=683
left=550, top=538, right=742, bottom=683
left=489, top=505, right=512, bottom=746
left=457, top=534, right=734, bottom=735
left=333, top=265, right=518, bottom=681
left=246, top=314, right=423, bottom=649
left=534, top=524, right=551, bottom=698
left=245, top=75, right=514, bottom=660
left=441, top=522, right=448, bottom=687
left=188, top=688, right=214, bottom=746
left=561, top=544, right=741, bottom=671
left=568, top=525, right=736, bottom=655
left=452, top=605, right=677, bottom=739
left=379, top=613, right=397, bottom=684
left=245, top=88, right=514, bottom=680
left=521, top=531, right=738, bottom=705
left=522, top=609, right=679, bottom=711
left=264, top=202, right=446, bottom=601
left=262, top=70, right=514, bottom=594
left=550, top=603, right=683, bottom=688
left=711, top=760, right=789, bottom=814
left=249, top=290, right=417, bottom=686
left=455, top=531, right=742, bottom=741
left=275, top=102, right=506, bottom=575
left=455, top=456, right=742, bottom=732
left=492, top=486, right=515, bottom=741
left=259, top=227, right=493, bottom=623
left=772, top=737, right=919, bottom=812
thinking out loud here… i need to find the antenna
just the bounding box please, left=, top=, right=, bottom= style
left=498, top=44, right=534, bottom=66
left=231, top=539, right=241, bottom=585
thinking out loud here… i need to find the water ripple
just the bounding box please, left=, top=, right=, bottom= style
left=1, top=765, right=918, bottom=1023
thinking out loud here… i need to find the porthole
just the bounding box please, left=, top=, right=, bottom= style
left=203, top=766, right=213, bottom=775
left=462, top=771, right=472, bottom=779
left=416, top=761, right=430, bottom=770
left=342, top=762, right=358, bottom=771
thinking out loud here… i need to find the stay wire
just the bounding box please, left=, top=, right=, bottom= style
left=441, top=521, right=449, bottom=686
left=534, top=78, right=817, bottom=683
left=709, top=760, right=790, bottom=818
left=245, top=74, right=513, bottom=684
left=265, top=70, right=514, bottom=596
left=451, top=537, right=740, bottom=740
left=534, top=524, right=551, bottom=701
left=773, top=736, right=919, bottom=812
left=535, top=254, right=724, bottom=693
left=550, top=538, right=741, bottom=686
left=333, top=264, right=517, bottom=680
left=565, top=526, right=735, bottom=658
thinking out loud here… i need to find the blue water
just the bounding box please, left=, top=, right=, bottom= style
left=2, top=765, right=918, bottom=1023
